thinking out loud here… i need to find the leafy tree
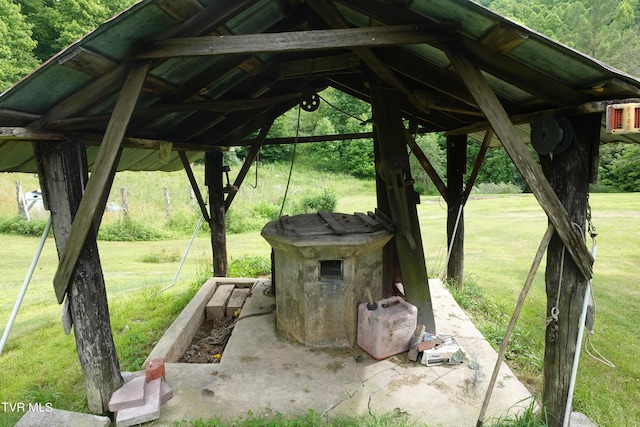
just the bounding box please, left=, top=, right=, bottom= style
left=598, top=143, right=640, bottom=191
left=16, top=0, right=136, bottom=62
left=0, top=0, right=38, bottom=91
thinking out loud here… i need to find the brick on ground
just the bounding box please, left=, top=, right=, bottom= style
left=109, top=375, right=145, bottom=412
left=226, top=288, right=251, bottom=317
left=206, top=284, right=235, bottom=320
left=116, top=378, right=162, bottom=427
left=120, top=371, right=173, bottom=404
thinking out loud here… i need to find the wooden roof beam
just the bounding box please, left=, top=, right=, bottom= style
left=279, top=53, right=361, bottom=79
left=446, top=97, right=640, bottom=136
left=57, top=47, right=119, bottom=77
left=445, top=44, right=593, bottom=280
left=136, top=24, right=458, bottom=59
left=0, top=128, right=229, bottom=152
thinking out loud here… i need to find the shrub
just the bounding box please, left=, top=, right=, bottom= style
left=225, top=208, right=267, bottom=234
left=98, top=219, right=168, bottom=241
left=251, top=201, right=280, bottom=222
left=167, top=211, right=209, bottom=236
left=473, top=182, right=522, bottom=194
left=228, top=255, right=271, bottom=278
left=296, top=189, right=337, bottom=213
left=0, top=216, right=50, bottom=236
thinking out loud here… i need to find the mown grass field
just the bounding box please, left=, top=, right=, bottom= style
left=0, top=163, right=638, bottom=426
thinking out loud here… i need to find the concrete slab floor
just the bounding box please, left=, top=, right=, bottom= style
left=150, top=279, right=533, bottom=426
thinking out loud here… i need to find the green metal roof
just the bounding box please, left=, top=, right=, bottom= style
left=1, top=0, right=639, bottom=173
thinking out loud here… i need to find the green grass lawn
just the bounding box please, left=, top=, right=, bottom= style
left=0, top=164, right=638, bottom=426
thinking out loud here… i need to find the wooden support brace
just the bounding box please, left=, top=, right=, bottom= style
left=445, top=45, right=593, bottom=279
left=462, top=129, right=493, bottom=203
left=52, top=61, right=150, bottom=303
left=179, top=151, right=210, bottom=223
left=404, top=129, right=448, bottom=201
left=224, top=120, right=274, bottom=211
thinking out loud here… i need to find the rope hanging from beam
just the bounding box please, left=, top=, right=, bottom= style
left=279, top=104, right=301, bottom=217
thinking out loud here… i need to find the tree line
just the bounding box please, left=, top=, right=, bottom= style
left=1, top=0, right=638, bottom=191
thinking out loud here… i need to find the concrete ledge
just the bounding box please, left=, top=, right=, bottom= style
left=147, top=279, right=217, bottom=363
left=147, top=278, right=259, bottom=363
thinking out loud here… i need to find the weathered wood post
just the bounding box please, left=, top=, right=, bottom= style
left=446, top=134, right=466, bottom=288
left=205, top=151, right=227, bottom=276
left=543, top=115, right=600, bottom=426
left=370, top=83, right=436, bottom=333
left=34, top=140, right=122, bottom=415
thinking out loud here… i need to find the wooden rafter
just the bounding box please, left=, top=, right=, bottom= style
left=445, top=44, right=593, bottom=280
left=28, top=64, right=129, bottom=129
left=45, top=93, right=302, bottom=131
left=307, top=0, right=443, bottom=113
left=52, top=61, right=150, bottom=303
left=57, top=47, right=119, bottom=77
left=153, top=0, right=203, bottom=22
left=155, top=0, right=261, bottom=40
left=136, top=24, right=458, bottom=59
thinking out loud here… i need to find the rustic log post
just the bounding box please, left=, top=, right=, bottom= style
left=34, top=140, right=122, bottom=415
left=205, top=151, right=227, bottom=276
left=374, top=131, right=398, bottom=297
left=446, top=134, right=466, bottom=288
left=543, top=114, right=600, bottom=426
left=370, top=83, right=436, bottom=333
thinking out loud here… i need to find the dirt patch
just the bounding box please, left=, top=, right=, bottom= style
left=387, top=373, right=425, bottom=392
left=178, top=317, right=237, bottom=363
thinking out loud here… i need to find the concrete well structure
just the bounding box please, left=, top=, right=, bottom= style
left=261, top=212, right=393, bottom=348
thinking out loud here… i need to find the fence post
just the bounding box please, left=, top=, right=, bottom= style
left=164, top=186, right=171, bottom=220
left=15, top=182, right=30, bottom=220
left=120, top=187, right=129, bottom=220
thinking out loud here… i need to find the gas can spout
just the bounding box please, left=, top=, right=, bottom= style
left=365, top=286, right=378, bottom=311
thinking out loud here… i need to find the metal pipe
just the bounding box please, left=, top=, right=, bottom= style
left=0, top=216, right=52, bottom=356
left=563, top=243, right=597, bottom=427
left=155, top=215, right=204, bottom=295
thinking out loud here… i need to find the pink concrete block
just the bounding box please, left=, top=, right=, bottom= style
left=160, top=380, right=173, bottom=404
left=116, top=378, right=162, bottom=427
left=108, top=376, right=145, bottom=412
